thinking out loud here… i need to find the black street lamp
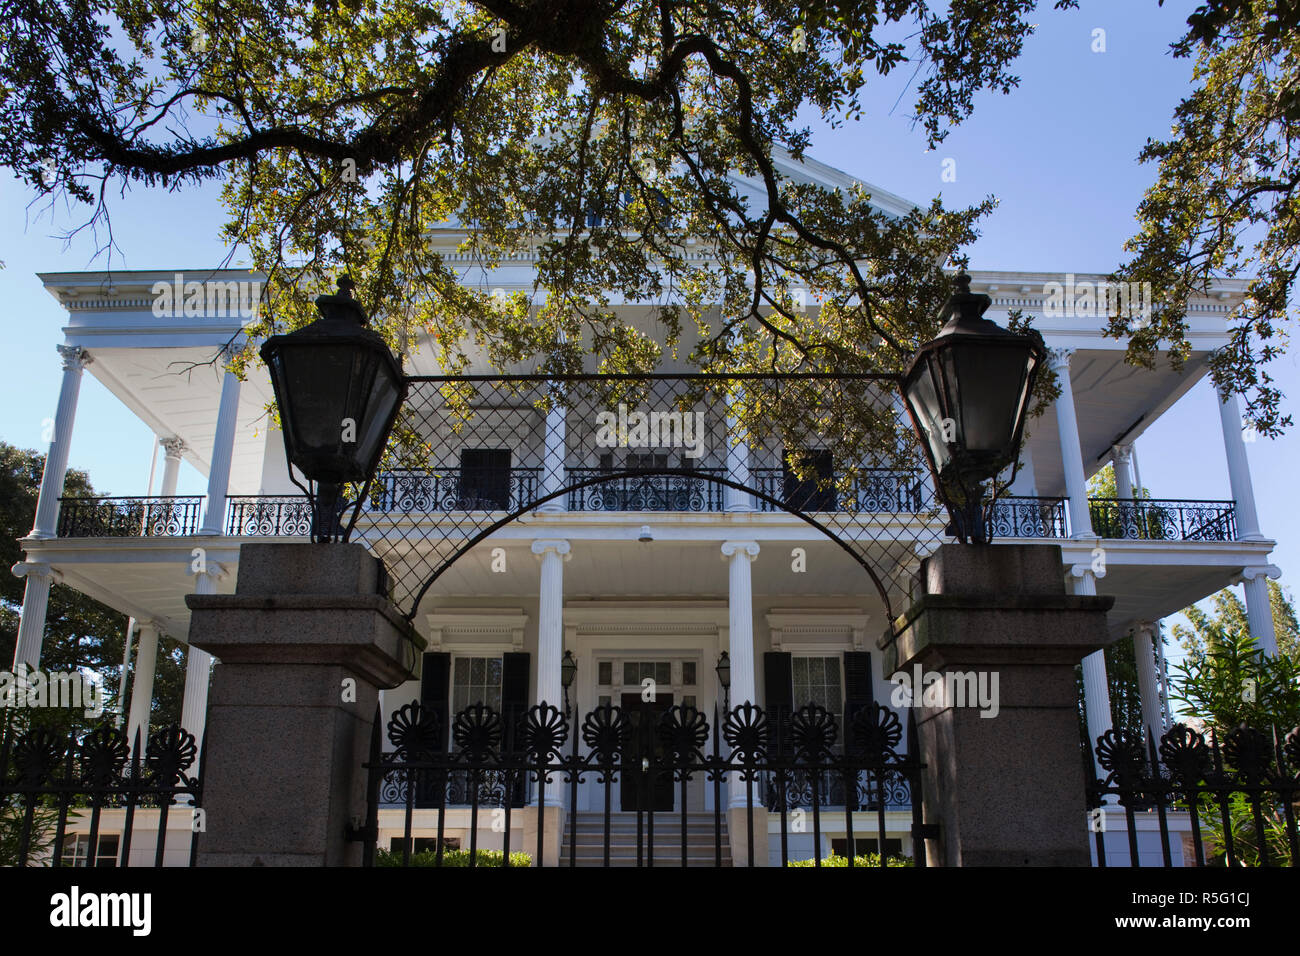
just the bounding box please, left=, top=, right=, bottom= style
left=715, top=651, right=731, bottom=712
left=260, top=276, right=407, bottom=543
left=561, top=649, right=578, bottom=717
left=901, top=273, right=1046, bottom=544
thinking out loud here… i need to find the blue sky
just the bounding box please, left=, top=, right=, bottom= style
left=0, top=0, right=1294, bottom=670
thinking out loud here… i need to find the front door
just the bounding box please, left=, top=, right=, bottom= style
left=620, top=692, right=674, bottom=812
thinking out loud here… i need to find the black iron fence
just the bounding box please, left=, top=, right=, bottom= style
left=1086, top=722, right=1299, bottom=867
left=361, top=698, right=929, bottom=867
left=57, top=496, right=204, bottom=538
left=0, top=718, right=203, bottom=867
left=988, top=496, right=1068, bottom=538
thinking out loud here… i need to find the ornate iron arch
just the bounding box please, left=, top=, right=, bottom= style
left=350, top=374, right=947, bottom=634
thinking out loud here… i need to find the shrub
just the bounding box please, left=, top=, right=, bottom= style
left=786, top=852, right=913, bottom=867
left=375, top=847, right=532, bottom=867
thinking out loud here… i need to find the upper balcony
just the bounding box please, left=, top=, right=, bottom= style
left=53, top=482, right=1240, bottom=543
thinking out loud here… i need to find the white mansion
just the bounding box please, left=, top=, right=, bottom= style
left=9, top=151, right=1282, bottom=866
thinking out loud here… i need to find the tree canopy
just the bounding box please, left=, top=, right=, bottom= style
left=2, top=0, right=1294, bottom=433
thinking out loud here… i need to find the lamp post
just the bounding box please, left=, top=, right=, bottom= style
left=901, top=273, right=1046, bottom=544
left=561, top=649, right=578, bottom=718
left=259, top=276, right=407, bottom=543
left=716, top=651, right=731, bottom=713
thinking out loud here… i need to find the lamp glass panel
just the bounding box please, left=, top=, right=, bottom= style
left=949, top=341, right=1033, bottom=454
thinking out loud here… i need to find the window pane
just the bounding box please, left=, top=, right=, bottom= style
left=454, top=658, right=469, bottom=681
left=598, top=695, right=612, bottom=708
left=624, top=663, right=638, bottom=685
left=487, top=658, right=503, bottom=684
left=683, top=695, right=697, bottom=710
left=470, top=658, right=485, bottom=684
left=656, top=663, right=670, bottom=685
left=682, top=662, right=696, bottom=686
left=598, top=661, right=612, bottom=685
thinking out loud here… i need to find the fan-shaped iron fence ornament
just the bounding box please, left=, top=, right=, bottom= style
left=581, top=702, right=626, bottom=765
left=722, top=702, right=768, bottom=763
left=849, top=702, right=904, bottom=763
left=145, top=725, right=199, bottom=789
left=386, top=700, right=442, bottom=760
left=522, top=702, right=569, bottom=764
left=791, top=703, right=839, bottom=763
left=12, top=725, right=64, bottom=789
left=79, top=724, right=130, bottom=789
left=659, top=704, right=709, bottom=765
left=451, top=702, right=503, bottom=762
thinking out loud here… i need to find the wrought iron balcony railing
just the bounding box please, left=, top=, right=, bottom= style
left=565, top=468, right=727, bottom=512
left=369, top=468, right=543, bottom=513
left=750, top=468, right=926, bottom=513
left=987, top=496, right=1069, bottom=538
left=1089, top=498, right=1237, bottom=542
left=56, top=496, right=204, bottom=538
left=226, top=496, right=314, bottom=536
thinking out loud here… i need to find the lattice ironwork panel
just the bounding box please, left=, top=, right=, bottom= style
left=346, top=374, right=947, bottom=627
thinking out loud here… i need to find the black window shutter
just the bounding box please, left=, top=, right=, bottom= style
left=417, top=652, right=451, bottom=809
left=501, top=652, right=530, bottom=807
left=842, top=652, right=874, bottom=747
left=763, top=651, right=794, bottom=756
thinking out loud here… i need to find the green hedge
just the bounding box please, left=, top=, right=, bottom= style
left=376, top=847, right=533, bottom=867
left=786, top=853, right=913, bottom=868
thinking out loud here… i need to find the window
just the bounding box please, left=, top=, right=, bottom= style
left=792, top=656, right=843, bottom=721
left=390, top=836, right=459, bottom=854
left=597, top=661, right=613, bottom=685
left=452, top=656, right=503, bottom=713
left=623, top=661, right=670, bottom=686
left=60, top=833, right=119, bottom=867
left=682, top=662, right=696, bottom=686
left=459, top=449, right=511, bottom=509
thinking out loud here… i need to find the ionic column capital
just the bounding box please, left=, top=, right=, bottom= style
left=1111, top=443, right=1133, bottom=466
left=56, top=345, right=92, bottom=371
left=531, top=539, right=572, bottom=560
left=11, top=561, right=60, bottom=584
left=1235, top=564, right=1281, bottom=585
left=720, top=540, right=760, bottom=561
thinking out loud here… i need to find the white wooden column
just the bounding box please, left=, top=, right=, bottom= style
left=1070, top=565, right=1113, bottom=756
left=531, top=539, right=570, bottom=805
left=538, top=402, right=567, bottom=513
left=199, top=359, right=242, bottom=535
left=127, top=622, right=161, bottom=757
left=1112, top=444, right=1135, bottom=500
left=721, top=540, right=759, bottom=808
left=31, top=345, right=92, bottom=538
left=181, top=564, right=225, bottom=752
left=724, top=391, right=753, bottom=512
left=159, top=437, right=186, bottom=497
left=1050, top=349, right=1094, bottom=537
left=10, top=562, right=58, bottom=672
left=1237, top=566, right=1281, bottom=656
left=1218, top=392, right=1263, bottom=540
left=1131, top=621, right=1165, bottom=746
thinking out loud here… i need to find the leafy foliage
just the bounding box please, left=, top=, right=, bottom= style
left=0, top=442, right=186, bottom=737
left=1115, top=0, right=1300, bottom=435
left=786, top=852, right=913, bottom=867
left=1170, top=584, right=1300, bottom=733
left=374, top=846, right=532, bottom=867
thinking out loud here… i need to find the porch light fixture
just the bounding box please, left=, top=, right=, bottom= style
left=716, top=651, right=731, bottom=712
left=637, top=524, right=653, bottom=543
left=901, top=272, right=1045, bottom=545
left=561, top=649, right=578, bottom=716
left=259, top=275, right=407, bottom=543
